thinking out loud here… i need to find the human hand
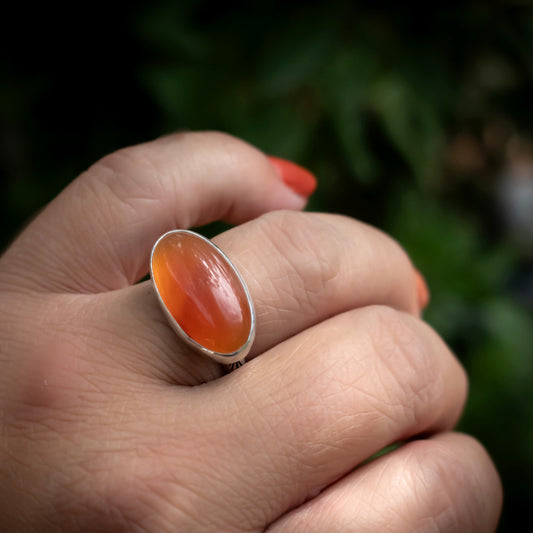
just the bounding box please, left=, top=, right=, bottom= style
left=0, top=132, right=502, bottom=532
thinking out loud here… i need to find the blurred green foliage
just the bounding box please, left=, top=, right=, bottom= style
left=2, top=2, right=533, bottom=530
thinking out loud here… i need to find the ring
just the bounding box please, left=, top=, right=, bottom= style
left=150, top=230, right=256, bottom=370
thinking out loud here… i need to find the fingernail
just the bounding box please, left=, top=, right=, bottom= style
left=414, top=269, right=430, bottom=311
left=267, top=155, right=317, bottom=197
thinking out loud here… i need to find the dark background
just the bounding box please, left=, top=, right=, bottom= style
left=2, top=2, right=533, bottom=530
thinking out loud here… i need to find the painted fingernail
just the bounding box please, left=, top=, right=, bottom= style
left=267, top=155, right=318, bottom=197
left=414, top=269, right=430, bottom=311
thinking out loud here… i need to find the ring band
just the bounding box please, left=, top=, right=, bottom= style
left=150, top=230, right=255, bottom=370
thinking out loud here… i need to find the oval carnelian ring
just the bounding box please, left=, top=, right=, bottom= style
left=150, top=230, right=255, bottom=368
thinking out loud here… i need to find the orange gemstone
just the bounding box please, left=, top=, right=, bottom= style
left=151, top=231, right=252, bottom=354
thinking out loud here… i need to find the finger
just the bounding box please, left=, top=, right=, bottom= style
left=0, top=132, right=309, bottom=293
left=0, top=203, right=423, bottom=390
left=85, top=210, right=423, bottom=385
left=267, top=432, right=502, bottom=532
left=176, top=306, right=468, bottom=529
left=214, top=210, right=422, bottom=354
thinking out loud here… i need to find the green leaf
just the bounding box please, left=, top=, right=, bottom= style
left=318, top=45, right=380, bottom=183
left=257, top=12, right=338, bottom=97
left=371, top=75, right=444, bottom=187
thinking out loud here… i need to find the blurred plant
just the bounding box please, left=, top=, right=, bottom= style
left=2, top=2, right=533, bottom=530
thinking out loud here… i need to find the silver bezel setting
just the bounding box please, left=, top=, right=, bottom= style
left=150, top=229, right=256, bottom=366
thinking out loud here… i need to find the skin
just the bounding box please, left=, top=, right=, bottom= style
left=0, top=132, right=502, bottom=532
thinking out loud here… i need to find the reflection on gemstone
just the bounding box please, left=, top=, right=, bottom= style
left=151, top=231, right=252, bottom=354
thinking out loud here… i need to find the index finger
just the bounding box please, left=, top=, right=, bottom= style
left=0, top=132, right=310, bottom=293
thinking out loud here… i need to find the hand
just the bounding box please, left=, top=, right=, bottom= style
left=0, top=132, right=502, bottom=532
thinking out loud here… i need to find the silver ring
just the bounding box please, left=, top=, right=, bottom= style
left=150, top=230, right=255, bottom=370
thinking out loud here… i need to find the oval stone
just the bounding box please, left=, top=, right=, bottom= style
left=151, top=231, right=252, bottom=354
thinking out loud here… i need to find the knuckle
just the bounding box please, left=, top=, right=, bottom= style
left=361, top=306, right=445, bottom=428
left=75, top=146, right=171, bottom=236
left=402, top=438, right=484, bottom=531
left=92, top=144, right=154, bottom=181
left=255, top=211, right=344, bottom=304
left=85, top=146, right=163, bottom=203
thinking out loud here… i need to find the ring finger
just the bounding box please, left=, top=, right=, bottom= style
left=89, top=210, right=423, bottom=384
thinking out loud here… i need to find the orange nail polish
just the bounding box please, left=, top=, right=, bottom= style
left=267, top=155, right=317, bottom=197
left=414, top=269, right=430, bottom=311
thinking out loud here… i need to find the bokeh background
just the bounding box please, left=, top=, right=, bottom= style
left=2, top=2, right=533, bottom=530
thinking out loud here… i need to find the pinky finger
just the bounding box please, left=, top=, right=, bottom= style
left=267, top=432, right=502, bottom=533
